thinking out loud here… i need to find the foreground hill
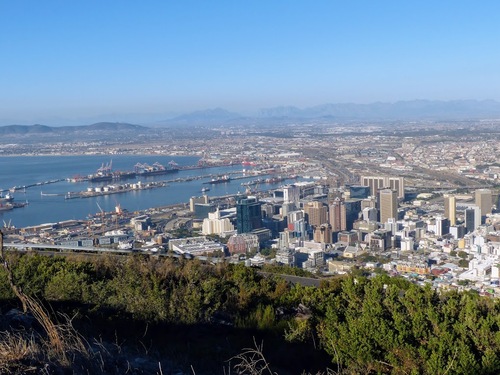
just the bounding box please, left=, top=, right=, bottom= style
left=1, top=252, right=500, bottom=374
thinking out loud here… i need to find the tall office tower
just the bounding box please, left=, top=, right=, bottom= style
left=287, top=210, right=304, bottom=224
left=465, top=205, right=481, bottom=233
left=435, top=216, right=450, bottom=237
left=342, top=199, right=362, bottom=231
left=361, top=176, right=405, bottom=199
left=304, top=201, right=328, bottom=227
left=280, top=202, right=296, bottom=217
left=388, top=177, right=404, bottom=200
left=361, top=196, right=377, bottom=210
left=475, top=189, right=492, bottom=222
left=279, top=230, right=291, bottom=249
left=313, top=223, right=332, bottom=244
left=283, top=184, right=300, bottom=204
left=379, top=189, right=398, bottom=224
left=236, top=196, right=263, bottom=234
left=189, top=195, right=209, bottom=212
left=349, top=185, right=370, bottom=199
left=443, top=194, right=456, bottom=226
left=329, top=197, right=344, bottom=232
left=362, top=207, right=378, bottom=222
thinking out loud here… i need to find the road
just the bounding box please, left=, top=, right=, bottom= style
left=3, top=243, right=327, bottom=288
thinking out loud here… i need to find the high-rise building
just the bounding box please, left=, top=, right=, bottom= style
left=342, top=199, right=362, bottom=231
left=379, top=189, right=398, bottom=224
left=475, top=189, right=492, bottom=222
left=329, top=197, right=343, bottom=232
left=361, top=176, right=405, bottom=199
left=201, top=208, right=234, bottom=236
left=193, top=203, right=217, bottom=220
left=283, top=184, right=301, bottom=204
left=349, top=185, right=370, bottom=199
left=465, top=205, right=481, bottom=233
left=435, top=216, right=450, bottom=237
left=361, top=196, right=377, bottom=210
left=443, top=194, right=456, bottom=226
left=189, top=195, right=209, bottom=212
left=313, top=223, right=332, bottom=244
left=362, top=207, right=378, bottom=222
left=304, top=201, right=328, bottom=227
left=236, top=196, right=262, bottom=234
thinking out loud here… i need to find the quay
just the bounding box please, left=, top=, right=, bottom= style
left=65, top=181, right=169, bottom=199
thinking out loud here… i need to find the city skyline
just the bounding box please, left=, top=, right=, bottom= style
left=1, top=1, right=500, bottom=125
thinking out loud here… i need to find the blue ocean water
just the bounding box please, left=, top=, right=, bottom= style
left=0, top=155, right=293, bottom=228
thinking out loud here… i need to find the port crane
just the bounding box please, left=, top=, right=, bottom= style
left=96, top=202, right=106, bottom=223
left=97, top=160, right=112, bottom=174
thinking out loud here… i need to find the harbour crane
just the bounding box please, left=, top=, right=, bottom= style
left=96, top=202, right=106, bottom=222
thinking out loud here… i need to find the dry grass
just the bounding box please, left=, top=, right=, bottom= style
left=0, top=331, right=38, bottom=364
left=229, top=338, right=277, bottom=375
left=0, top=331, right=40, bottom=374
left=0, top=230, right=89, bottom=370
left=23, top=295, right=89, bottom=366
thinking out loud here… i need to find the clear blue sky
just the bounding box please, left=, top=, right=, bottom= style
left=1, top=0, right=499, bottom=125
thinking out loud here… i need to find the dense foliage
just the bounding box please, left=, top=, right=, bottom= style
left=2, top=253, right=500, bottom=374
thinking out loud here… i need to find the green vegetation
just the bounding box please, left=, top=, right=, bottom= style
left=2, top=253, right=500, bottom=374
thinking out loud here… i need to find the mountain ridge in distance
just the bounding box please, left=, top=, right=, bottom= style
left=2, top=100, right=500, bottom=130
left=156, top=99, right=500, bottom=126
left=0, top=122, right=147, bottom=135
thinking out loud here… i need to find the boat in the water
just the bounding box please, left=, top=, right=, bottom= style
left=203, top=175, right=231, bottom=184
left=0, top=192, right=14, bottom=203
left=0, top=203, right=13, bottom=212
left=134, top=162, right=179, bottom=176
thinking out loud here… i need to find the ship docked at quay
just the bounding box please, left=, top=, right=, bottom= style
left=203, top=175, right=231, bottom=184
left=134, top=161, right=179, bottom=177
left=84, top=161, right=179, bottom=183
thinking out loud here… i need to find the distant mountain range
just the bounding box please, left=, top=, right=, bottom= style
left=2, top=100, right=500, bottom=131
left=156, top=100, right=500, bottom=125
left=258, top=100, right=500, bottom=120
left=0, top=122, right=147, bottom=135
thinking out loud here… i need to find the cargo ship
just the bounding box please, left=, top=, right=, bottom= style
left=0, top=203, right=13, bottom=212
left=134, top=162, right=179, bottom=176
left=112, top=171, right=136, bottom=180
left=203, top=175, right=231, bottom=184
left=85, top=160, right=178, bottom=183
left=0, top=192, right=14, bottom=203
left=88, top=161, right=113, bottom=182
left=88, top=162, right=136, bottom=182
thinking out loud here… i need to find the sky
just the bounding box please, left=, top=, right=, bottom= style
left=1, top=1, right=499, bottom=125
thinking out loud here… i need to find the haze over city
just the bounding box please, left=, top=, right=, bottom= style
left=1, top=0, right=500, bottom=125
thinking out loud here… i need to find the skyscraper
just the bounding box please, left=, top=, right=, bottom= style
left=465, top=205, right=481, bottom=233
left=435, top=216, right=450, bottom=237
left=283, top=184, right=300, bottom=204
left=379, top=189, right=398, bottom=224
left=349, top=185, right=370, bottom=199
left=443, top=194, right=456, bottom=226
left=361, top=176, right=405, bottom=199
left=313, top=223, right=332, bottom=244
left=304, top=201, right=328, bottom=227
left=236, top=196, right=262, bottom=234
left=362, top=207, right=378, bottom=222
left=475, top=189, right=492, bottom=222
left=329, top=197, right=343, bottom=232
left=342, top=199, right=362, bottom=231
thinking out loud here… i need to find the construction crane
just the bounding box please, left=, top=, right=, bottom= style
left=96, top=202, right=106, bottom=223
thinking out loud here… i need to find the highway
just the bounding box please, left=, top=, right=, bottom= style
left=3, top=243, right=324, bottom=288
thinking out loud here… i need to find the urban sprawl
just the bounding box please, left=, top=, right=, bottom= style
left=2, top=120, right=500, bottom=295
